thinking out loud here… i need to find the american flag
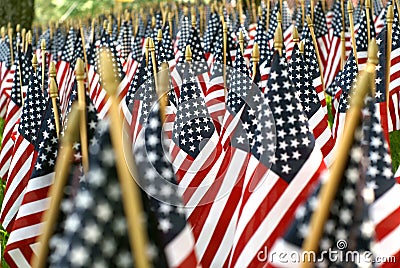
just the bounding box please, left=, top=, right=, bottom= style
left=191, top=47, right=265, bottom=267
left=4, top=97, right=59, bottom=267
left=365, top=99, right=400, bottom=266
left=49, top=121, right=169, bottom=267
left=128, top=57, right=156, bottom=143
left=324, top=1, right=352, bottom=88
left=375, top=10, right=400, bottom=135
left=229, top=52, right=327, bottom=267
left=56, top=28, right=77, bottom=119
left=133, top=102, right=199, bottom=267
left=355, top=8, right=376, bottom=70
left=312, top=1, right=330, bottom=70
left=331, top=53, right=358, bottom=141
left=0, top=69, right=46, bottom=233
left=244, top=7, right=267, bottom=61
left=268, top=124, right=365, bottom=267
left=176, top=16, right=191, bottom=62
left=86, top=39, right=110, bottom=120
left=168, top=64, right=224, bottom=262
left=117, top=33, right=143, bottom=101
left=289, top=44, right=335, bottom=167
left=0, top=38, right=12, bottom=117
left=0, top=52, right=24, bottom=183
left=117, top=19, right=132, bottom=62
left=301, top=22, right=327, bottom=112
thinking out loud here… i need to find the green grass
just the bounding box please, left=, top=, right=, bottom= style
left=390, top=130, right=400, bottom=172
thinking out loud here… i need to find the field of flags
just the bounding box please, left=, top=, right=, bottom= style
left=0, top=0, right=400, bottom=267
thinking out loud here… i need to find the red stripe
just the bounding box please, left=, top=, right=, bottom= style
left=375, top=204, right=400, bottom=241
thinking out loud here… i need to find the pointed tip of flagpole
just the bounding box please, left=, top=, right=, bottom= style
left=365, top=0, right=371, bottom=8
left=1, top=27, right=5, bottom=39
left=223, top=21, right=227, bottom=33
left=258, top=5, right=262, bottom=17
left=367, top=38, right=378, bottom=65
left=151, top=16, right=156, bottom=28
left=347, top=0, right=354, bottom=12
left=277, top=11, right=282, bottom=24
left=239, top=31, right=244, bottom=53
left=49, top=61, right=56, bottom=78
left=41, top=39, right=46, bottom=50
left=293, top=26, right=299, bottom=43
left=148, top=38, right=155, bottom=51
left=185, top=45, right=192, bottom=62
left=168, top=12, right=173, bottom=22
left=16, top=24, right=20, bottom=33
left=251, top=43, right=260, bottom=63
left=32, top=54, right=37, bottom=69
left=75, top=58, right=85, bottom=80
left=103, top=20, right=108, bottom=30
left=107, top=21, right=112, bottom=35
left=191, top=14, right=196, bottom=28
left=26, top=30, right=32, bottom=45
left=99, top=50, right=119, bottom=96
left=387, top=5, right=394, bottom=22
left=157, top=29, right=163, bottom=42
left=49, top=74, right=58, bottom=99
left=274, top=24, right=283, bottom=53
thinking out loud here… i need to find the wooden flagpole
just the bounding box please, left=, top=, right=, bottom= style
left=8, top=26, right=13, bottom=65
left=149, top=38, right=159, bottom=93
left=300, top=39, right=378, bottom=268
left=49, top=62, right=61, bottom=139
left=32, top=54, right=38, bottom=73
left=99, top=49, right=150, bottom=268
left=76, top=59, right=89, bottom=173
left=365, top=0, right=371, bottom=44
left=239, top=31, right=245, bottom=54
left=347, top=0, right=358, bottom=65
left=79, top=22, right=90, bottom=78
left=16, top=34, right=24, bottom=106
left=41, top=39, right=46, bottom=94
left=145, top=37, right=150, bottom=66
left=340, top=31, right=346, bottom=70
left=386, top=6, right=394, bottom=111
left=223, top=21, right=228, bottom=96
left=266, top=0, right=271, bottom=30
left=301, top=0, right=305, bottom=28
left=307, top=15, right=326, bottom=93
left=32, top=104, right=81, bottom=268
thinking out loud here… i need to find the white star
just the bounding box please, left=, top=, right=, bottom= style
left=70, top=246, right=89, bottom=266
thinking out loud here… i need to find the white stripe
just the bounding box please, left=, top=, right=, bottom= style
left=374, top=224, right=400, bottom=257
left=7, top=249, right=31, bottom=268
left=7, top=222, right=44, bottom=245
left=23, top=172, right=54, bottom=192
left=370, top=184, right=400, bottom=225
left=16, top=198, right=51, bottom=221
left=165, top=225, right=196, bottom=267
left=268, top=238, right=303, bottom=267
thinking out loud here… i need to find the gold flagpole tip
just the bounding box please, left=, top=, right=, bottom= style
left=251, top=43, right=260, bottom=63
left=148, top=38, right=155, bottom=51
left=365, top=0, right=371, bottom=8
left=107, top=21, right=112, bottom=35
left=306, top=15, right=313, bottom=26
left=347, top=0, right=354, bottom=12
left=49, top=61, right=56, bottom=78
left=274, top=24, right=283, bottom=50
left=16, top=24, right=20, bottom=33
left=75, top=58, right=85, bottom=79
left=185, top=45, right=192, bottom=62
left=8, top=27, right=13, bottom=36
left=367, top=38, right=378, bottom=65
left=103, top=20, right=108, bottom=30
left=99, top=49, right=118, bottom=96
left=124, top=10, right=130, bottom=22
left=220, top=14, right=225, bottom=23
left=191, top=14, right=196, bottom=27
left=41, top=39, right=46, bottom=50
left=157, top=29, right=163, bottom=42
left=145, top=37, right=150, bottom=50
left=258, top=6, right=262, bottom=17
left=292, top=26, right=299, bottom=43
left=299, top=41, right=304, bottom=53
left=26, top=31, right=32, bottom=44
left=49, top=77, right=58, bottom=98
left=387, top=5, right=394, bottom=22
left=277, top=11, right=282, bottom=23
left=239, top=31, right=244, bottom=43
left=151, top=16, right=156, bottom=28
left=168, top=12, right=173, bottom=22
left=7, top=22, right=11, bottom=30
left=1, top=27, right=5, bottom=37
left=32, top=54, right=38, bottom=67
